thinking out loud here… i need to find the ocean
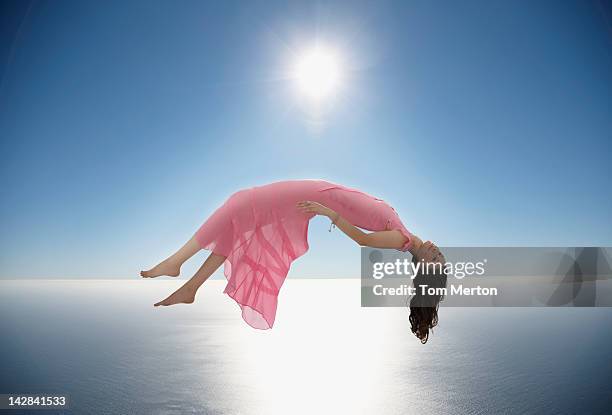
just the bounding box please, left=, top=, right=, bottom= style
left=1, top=279, right=611, bottom=414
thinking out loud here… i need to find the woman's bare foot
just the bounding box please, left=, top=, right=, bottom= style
left=154, top=283, right=196, bottom=307
left=140, top=259, right=181, bottom=278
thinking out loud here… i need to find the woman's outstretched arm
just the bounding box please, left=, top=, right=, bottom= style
left=296, top=201, right=408, bottom=250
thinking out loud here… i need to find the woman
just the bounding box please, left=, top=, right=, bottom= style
left=141, top=179, right=445, bottom=339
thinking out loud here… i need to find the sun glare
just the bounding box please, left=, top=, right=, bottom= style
left=293, top=46, right=342, bottom=100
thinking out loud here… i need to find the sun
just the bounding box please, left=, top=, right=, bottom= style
left=292, top=46, right=342, bottom=100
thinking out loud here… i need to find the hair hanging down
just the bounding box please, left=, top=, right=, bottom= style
left=408, top=257, right=448, bottom=344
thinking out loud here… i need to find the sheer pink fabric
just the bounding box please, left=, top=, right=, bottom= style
left=195, top=180, right=413, bottom=329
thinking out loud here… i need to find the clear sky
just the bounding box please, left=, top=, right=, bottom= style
left=1, top=0, right=611, bottom=279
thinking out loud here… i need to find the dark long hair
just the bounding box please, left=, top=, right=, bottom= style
left=409, top=257, right=448, bottom=344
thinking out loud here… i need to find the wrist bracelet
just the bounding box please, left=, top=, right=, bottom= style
left=328, top=212, right=340, bottom=232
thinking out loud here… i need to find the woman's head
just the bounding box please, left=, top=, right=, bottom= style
left=408, top=247, right=447, bottom=344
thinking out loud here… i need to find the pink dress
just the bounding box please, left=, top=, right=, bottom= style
left=195, top=180, right=413, bottom=329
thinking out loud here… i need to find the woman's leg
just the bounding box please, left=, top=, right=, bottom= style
left=140, top=235, right=202, bottom=278
left=154, top=252, right=226, bottom=307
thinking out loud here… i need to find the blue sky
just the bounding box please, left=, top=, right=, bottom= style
left=0, top=0, right=611, bottom=278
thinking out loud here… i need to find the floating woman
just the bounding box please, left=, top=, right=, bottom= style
left=141, top=179, right=446, bottom=342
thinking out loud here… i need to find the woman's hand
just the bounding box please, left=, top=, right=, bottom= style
left=296, top=201, right=334, bottom=218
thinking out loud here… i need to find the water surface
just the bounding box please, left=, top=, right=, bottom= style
left=1, top=279, right=611, bottom=414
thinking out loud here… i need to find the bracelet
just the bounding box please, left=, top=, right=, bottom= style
left=328, top=212, right=340, bottom=232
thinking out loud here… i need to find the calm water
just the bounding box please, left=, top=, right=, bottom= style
left=1, top=279, right=611, bottom=414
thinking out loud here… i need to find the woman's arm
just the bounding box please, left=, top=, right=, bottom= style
left=296, top=201, right=408, bottom=250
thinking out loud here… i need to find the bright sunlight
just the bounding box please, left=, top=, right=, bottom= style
left=292, top=45, right=342, bottom=101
